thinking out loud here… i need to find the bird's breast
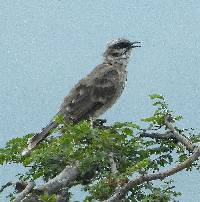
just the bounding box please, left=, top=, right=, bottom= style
left=92, top=68, right=127, bottom=119
left=116, top=69, right=127, bottom=96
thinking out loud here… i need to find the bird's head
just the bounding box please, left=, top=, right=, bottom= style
left=103, top=38, right=141, bottom=65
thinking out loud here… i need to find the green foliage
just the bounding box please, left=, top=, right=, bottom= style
left=141, top=94, right=183, bottom=127
left=40, top=193, right=57, bottom=202
left=124, top=180, right=181, bottom=202
left=0, top=94, right=199, bottom=201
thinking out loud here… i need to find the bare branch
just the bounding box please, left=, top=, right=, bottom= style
left=13, top=181, right=35, bottom=202
left=37, top=163, right=79, bottom=195
left=104, top=147, right=200, bottom=202
left=140, top=117, right=195, bottom=152
left=0, top=181, right=13, bottom=193
left=140, top=131, right=173, bottom=139
left=5, top=163, right=79, bottom=201
left=165, top=117, right=195, bottom=151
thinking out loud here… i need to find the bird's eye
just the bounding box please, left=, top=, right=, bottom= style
left=112, top=52, right=119, bottom=57
left=112, top=42, right=130, bottom=49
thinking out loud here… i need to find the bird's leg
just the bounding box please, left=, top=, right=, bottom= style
left=94, top=119, right=107, bottom=127
left=89, top=117, right=95, bottom=129
left=90, top=118, right=107, bottom=128
left=89, top=117, right=107, bottom=128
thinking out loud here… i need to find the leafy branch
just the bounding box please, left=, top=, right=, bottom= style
left=0, top=94, right=199, bottom=201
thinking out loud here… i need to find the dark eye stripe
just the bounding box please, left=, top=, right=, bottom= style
left=112, top=42, right=131, bottom=49
left=112, top=52, right=119, bottom=57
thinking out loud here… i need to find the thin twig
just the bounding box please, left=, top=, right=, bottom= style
left=140, top=131, right=173, bottom=139
left=0, top=181, right=13, bottom=193
left=164, top=116, right=195, bottom=151
left=104, top=148, right=200, bottom=202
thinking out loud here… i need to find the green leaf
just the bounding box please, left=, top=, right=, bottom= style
left=149, top=94, right=165, bottom=100
left=141, top=117, right=155, bottom=123
left=0, top=94, right=199, bottom=202
left=40, top=193, right=56, bottom=202
left=54, top=114, right=65, bottom=124
left=122, top=128, right=133, bottom=136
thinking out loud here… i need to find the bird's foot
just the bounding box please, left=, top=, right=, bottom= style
left=93, top=119, right=107, bottom=127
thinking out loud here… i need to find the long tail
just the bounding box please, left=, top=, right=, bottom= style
left=22, top=121, right=59, bottom=156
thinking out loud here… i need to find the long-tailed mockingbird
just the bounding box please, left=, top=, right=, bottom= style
left=22, top=38, right=141, bottom=155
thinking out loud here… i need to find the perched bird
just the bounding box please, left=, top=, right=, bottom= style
left=22, top=38, right=141, bottom=155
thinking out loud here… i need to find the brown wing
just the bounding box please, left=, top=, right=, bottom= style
left=59, top=69, right=119, bottom=122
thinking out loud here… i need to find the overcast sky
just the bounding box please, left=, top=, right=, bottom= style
left=0, top=1, right=200, bottom=201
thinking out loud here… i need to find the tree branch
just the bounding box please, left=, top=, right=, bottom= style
left=36, top=163, right=79, bottom=195
left=0, top=181, right=13, bottom=193
left=140, top=117, right=195, bottom=152
left=164, top=116, right=195, bottom=152
left=104, top=117, right=200, bottom=202
left=8, top=162, right=79, bottom=201
left=2, top=115, right=199, bottom=201
left=140, top=131, right=173, bottom=139
left=104, top=147, right=200, bottom=202
left=13, top=181, right=35, bottom=202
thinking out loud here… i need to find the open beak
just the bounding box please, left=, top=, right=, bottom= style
left=131, top=41, right=141, bottom=48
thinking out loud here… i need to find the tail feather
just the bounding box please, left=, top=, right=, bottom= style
left=22, top=121, right=58, bottom=156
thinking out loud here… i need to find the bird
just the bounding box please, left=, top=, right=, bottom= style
left=22, top=38, right=141, bottom=156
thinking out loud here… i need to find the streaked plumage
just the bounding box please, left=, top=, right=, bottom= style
left=22, top=38, right=140, bottom=155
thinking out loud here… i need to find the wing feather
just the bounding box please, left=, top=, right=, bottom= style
left=59, top=69, right=119, bottom=122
